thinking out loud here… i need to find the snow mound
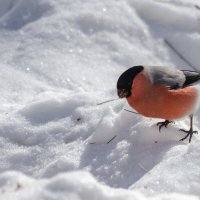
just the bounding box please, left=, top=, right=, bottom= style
left=0, top=0, right=52, bottom=30
left=0, top=171, right=198, bottom=200
left=130, top=0, right=199, bottom=31
left=19, top=94, right=93, bottom=125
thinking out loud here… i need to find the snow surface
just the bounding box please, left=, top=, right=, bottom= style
left=0, top=0, right=200, bottom=199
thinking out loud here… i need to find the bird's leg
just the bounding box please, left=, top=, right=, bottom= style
left=157, top=120, right=175, bottom=132
left=179, top=115, right=198, bottom=143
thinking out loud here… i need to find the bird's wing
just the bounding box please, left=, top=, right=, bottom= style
left=144, top=66, right=186, bottom=89
left=181, top=70, right=200, bottom=87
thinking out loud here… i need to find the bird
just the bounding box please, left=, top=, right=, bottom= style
left=117, top=65, right=200, bottom=143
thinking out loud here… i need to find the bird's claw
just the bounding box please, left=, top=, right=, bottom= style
left=179, top=128, right=198, bottom=143
left=157, top=120, right=174, bottom=132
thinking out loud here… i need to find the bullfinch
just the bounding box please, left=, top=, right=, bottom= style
left=117, top=66, right=200, bottom=143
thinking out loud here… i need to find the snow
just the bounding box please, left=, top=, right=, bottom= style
left=0, top=0, right=200, bottom=199
left=0, top=171, right=198, bottom=200
left=166, top=33, right=200, bottom=68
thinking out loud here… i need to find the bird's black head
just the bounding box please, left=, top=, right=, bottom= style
left=117, top=66, right=144, bottom=98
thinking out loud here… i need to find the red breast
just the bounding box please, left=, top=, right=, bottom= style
left=127, top=71, right=198, bottom=120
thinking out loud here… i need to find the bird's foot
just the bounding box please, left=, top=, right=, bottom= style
left=179, top=128, right=198, bottom=143
left=157, top=120, right=175, bottom=132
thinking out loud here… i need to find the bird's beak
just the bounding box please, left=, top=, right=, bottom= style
left=117, top=89, right=128, bottom=98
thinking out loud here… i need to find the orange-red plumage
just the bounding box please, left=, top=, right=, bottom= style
left=127, top=71, right=198, bottom=120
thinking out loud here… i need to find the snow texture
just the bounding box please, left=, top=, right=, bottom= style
left=0, top=0, right=200, bottom=199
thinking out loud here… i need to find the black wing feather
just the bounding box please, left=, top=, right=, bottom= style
left=182, top=70, right=200, bottom=87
